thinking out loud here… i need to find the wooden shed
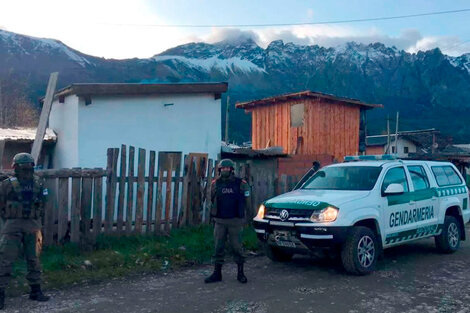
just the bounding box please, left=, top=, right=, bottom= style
left=236, top=91, right=382, bottom=162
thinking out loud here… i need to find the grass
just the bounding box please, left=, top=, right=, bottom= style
left=8, top=225, right=260, bottom=295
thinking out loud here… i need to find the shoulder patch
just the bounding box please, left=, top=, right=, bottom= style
left=43, top=188, right=49, bottom=196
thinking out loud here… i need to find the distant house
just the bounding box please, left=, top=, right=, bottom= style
left=0, top=128, right=56, bottom=169
left=236, top=90, right=381, bottom=175
left=366, top=129, right=449, bottom=158
left=48, top=83, right=227, bottom=169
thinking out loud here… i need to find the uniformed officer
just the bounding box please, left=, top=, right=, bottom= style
left=204, top=159, right=251, bottom=284
left=0, top=153, right=49, bottom=309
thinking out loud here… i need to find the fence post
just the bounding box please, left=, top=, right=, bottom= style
left=70, top=172, right=81, bottom=243
left=147, top=150, right=156, bottom=234
left=171, top=155, right=182, bottom=230
left=117, top=145, right=127, bottom=234
left=57, top=177, right=69, bottom=244
left=43, top=178, right=57, bottom=246
left=92, top=171, right=103, bottom=243
left=126, top=146, right=135, bottom=234
left=135, top=148, right=146, bottom=234
left=179, top=155, right=190, bottom=227
left=81, top=176, right=93, bottom=245
left=105, top=148, right=118, bottom=233
left=204, top=159, right=214, bottom=223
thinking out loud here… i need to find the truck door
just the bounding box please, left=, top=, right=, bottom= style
left=381, top=166, right=414, bottom=246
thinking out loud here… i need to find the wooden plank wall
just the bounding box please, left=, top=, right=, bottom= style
left=250, top=99, right=361, bottom=160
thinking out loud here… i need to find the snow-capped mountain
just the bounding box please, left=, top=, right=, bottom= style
left=1, top=29, right=470, bottom=143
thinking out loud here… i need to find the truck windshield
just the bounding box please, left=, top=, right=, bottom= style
left=302, top=166, right=382, bottom=191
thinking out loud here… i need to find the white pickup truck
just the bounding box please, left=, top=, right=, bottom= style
left=253, top=155, right=470, bottom=274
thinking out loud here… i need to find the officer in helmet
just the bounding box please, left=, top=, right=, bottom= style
left=0, top=153, right=49, bottom=309
left=205, top=159, right=251, bottom=284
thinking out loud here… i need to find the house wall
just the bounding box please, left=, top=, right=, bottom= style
left=49, top=95, right=79, bottom=169
left=52, top=93, right=222, bottom=169
left=366, top=146, right=385, bottom=155
left=250, top=98, right=361, bottom=161
left=384, top=138, right=417, bottom=158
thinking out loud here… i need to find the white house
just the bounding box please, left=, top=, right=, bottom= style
left=366, top=135, right=418, bottom=158
left=48, top=83, right=227, bottom=169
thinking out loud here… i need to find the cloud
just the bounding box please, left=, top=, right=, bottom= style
left=407, top=36, right=470, bottom=56
left=195, top=26, right=469, bottom=56
left=204, top=28, right=260, bottom=44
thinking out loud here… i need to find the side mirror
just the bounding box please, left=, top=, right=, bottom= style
left=383, top=183, right=404, bottom=196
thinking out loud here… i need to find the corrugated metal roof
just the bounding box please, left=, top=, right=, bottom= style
left=0, top=128, right=57, bottom=142
left=236, top=90, right=382, bottom=110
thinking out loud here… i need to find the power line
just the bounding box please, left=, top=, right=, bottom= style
left=101, top=8, right=470, bottom=28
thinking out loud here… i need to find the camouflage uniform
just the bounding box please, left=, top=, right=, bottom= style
left=0, top=175, right=47, bottom=288
left=0, top=153, right=49, bottom=309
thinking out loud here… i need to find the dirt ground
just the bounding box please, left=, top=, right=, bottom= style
left=4, top=227, right=470, bottom=313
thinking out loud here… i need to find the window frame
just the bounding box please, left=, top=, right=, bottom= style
left=407, top=165, right=430, bottom=191
left=381, top=166, right=410, bottom=195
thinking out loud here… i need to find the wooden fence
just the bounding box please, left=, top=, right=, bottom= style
left=1, top=145, right=302, bottom=247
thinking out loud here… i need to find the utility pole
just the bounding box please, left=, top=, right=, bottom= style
left=224, top=96, right=230, bottom=143
left=386, top=115, right=390, bottom=154
left=394, top=111, right=399, bottom=155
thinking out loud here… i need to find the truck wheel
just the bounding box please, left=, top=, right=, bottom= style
left=265, top=245, right=293, bottom=262
left=435, top=215, right=461, bottom=253
left=341, top=226, right=378, bottom=275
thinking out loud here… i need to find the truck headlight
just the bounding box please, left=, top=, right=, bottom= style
left=310, top=206, right=338, bottom=223
left=256, top=204, right=266, bottom=219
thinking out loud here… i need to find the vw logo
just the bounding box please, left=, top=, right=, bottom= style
left=279, top=210, right=289, bottom=221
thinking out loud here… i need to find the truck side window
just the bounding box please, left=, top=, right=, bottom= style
left=382, top=167, right=409, bottom=193
left=432, top=166, right=462, bottom=186
left=407, top=165, right=430, bottom=191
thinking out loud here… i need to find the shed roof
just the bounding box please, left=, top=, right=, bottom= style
left=236, top=90, right=382, bottom=110
left=0, top=128, right=57, bottom=143
left=47, top=82, right=228, bottom=101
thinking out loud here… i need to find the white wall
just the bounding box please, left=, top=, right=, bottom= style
left=49, top=95, right=79, bottom=169
left=75, top=93, right=221, bottom=169
left=384, top=138, right=417, bottom=158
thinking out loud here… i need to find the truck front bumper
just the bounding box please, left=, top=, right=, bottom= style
left=253, top=217, right=351, bottom=249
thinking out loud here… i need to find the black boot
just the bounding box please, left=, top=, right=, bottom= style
left=237, top=263, right=247, bottom=284
left=0, top=289, right=4, bottom=310
left=29, top=284, right=50, bottom=302
left=204, top=264, right=222, bottom=283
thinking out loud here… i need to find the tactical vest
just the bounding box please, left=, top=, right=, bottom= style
left=215, top=177, right=245, bottom=219
left=2, top=176, right=44, bottom=219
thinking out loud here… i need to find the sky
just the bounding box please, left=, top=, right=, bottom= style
left=0, top=0, right=469, bottom=59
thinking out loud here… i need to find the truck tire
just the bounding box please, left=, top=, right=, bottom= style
left=341, top=226, right=378, bottom=275
left=265, top=245, right=293, bottom=262
left=435, top=215, right=461, bottom=253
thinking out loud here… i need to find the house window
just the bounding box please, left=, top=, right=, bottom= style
left=404, top=146, right=409, bottom=154
left=290, top=103, right=304, bottom=127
